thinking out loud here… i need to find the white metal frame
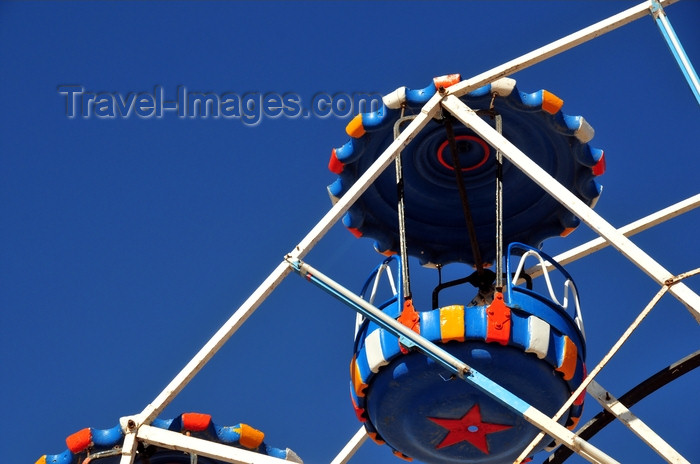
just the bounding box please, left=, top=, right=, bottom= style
left=586, top=380, right=689, bottom=464
left=114, top=1, right=699, bottom=463
left=513, top=267, right=699, bottom=464
left=524, top=194, right=700, bottom=279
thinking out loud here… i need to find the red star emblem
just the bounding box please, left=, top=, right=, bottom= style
left=428, top=404, right=512, bottom=454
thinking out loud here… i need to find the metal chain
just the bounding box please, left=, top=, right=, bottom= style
left=393, top=109, right=417, bottom=300
left=495, top=111, right=504, bottom=291
left=444, top=117, right=484, bottom=275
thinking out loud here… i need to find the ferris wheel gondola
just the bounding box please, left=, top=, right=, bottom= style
left=323, top=74, right=606, bottom=463
left=327, top=76, right=605, bottom=267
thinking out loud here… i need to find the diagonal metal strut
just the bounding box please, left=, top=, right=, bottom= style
left=441, top=96, right=700, bottom=323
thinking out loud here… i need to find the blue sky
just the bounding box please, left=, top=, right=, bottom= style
left=1, top=1, right=698, bottom=463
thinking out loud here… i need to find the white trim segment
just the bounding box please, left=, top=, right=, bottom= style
left=525, top=315, right=551, bottom=360
left=365, top=329, right=389, bottom=373
left=441, top=95, right=700, bottom=323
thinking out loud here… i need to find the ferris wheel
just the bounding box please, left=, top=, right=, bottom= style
left=38, top=1, right=699, bottom=464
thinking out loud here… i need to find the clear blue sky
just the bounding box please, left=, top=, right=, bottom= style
left=1, top=1, right=698, bottom=463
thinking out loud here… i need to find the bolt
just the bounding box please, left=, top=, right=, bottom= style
left=127, top=419, right=136, bottom=431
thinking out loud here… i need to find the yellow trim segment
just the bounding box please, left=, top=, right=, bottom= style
left=439, top=305, right=465, bottom=342
left=235, top=423, right=265, bottom=449
left=345, top=114, right=366, bottom=138
left=350, top=355, right=367, bottom=397
left=556, top=335, right=578, bottom=381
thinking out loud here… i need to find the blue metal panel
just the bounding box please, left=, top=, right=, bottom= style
left=420, top=307, right=442, bottom=342
left=364, top=342, right=570, bottom=463
left=465, top=305, right=487, bottom=340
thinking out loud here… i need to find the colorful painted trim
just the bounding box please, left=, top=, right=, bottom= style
left=37, top=412, right=302, bottom=463
left=350, top=301, right=586, bottom=458
left=327, top=74, right=605, bottom=266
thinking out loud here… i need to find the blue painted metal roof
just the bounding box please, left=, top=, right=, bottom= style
left=328, top=75, right=605, bottom=267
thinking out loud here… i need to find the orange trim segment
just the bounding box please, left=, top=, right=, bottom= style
left=556, top=336, right=578, bottom=381
left=350, top=355, right=368, bottom=397
left=541, top=90, right=564, bottom=114
left=182, top=412, right=212, bottom=432
left=66, top=428, right=92, bottom=453
left=345, top=114, right=366, bottom=138
left=236, top=423, right=265, bottom=449
left=433, top=74, right=461, bottom=90
left=485, top=292, right=511, bottom=345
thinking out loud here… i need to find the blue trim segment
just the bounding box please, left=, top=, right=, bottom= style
left=44, top=450, right=73, bottom=464
left=653, top=4, right=700, bottom=105
left=91, top=424, right=123, bottom=447
left=405, top=82, right=437, bottom=105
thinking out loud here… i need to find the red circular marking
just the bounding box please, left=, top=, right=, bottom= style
left=437, top=135, right=490, bottom=171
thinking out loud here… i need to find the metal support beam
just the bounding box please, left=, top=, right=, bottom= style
left=136, top=424, right=300, bottom=464
left=289, top=94, right=443, bottom=259
left=547, top=350, right=700, bottom=464
left=441, top=95, right=700, bottom=322
left=447, top=0, right=681, bottom=98
left=516, top=269, right=697, bottom=462
left=525, top=194, right=700, bottom=279
left=330, top=427, right=368, bottom=464
left=126, top=261, right=292, bottom=421
left=119, top=431, right=138, bottom=464
left=587, top=381, right=690, bottom=463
